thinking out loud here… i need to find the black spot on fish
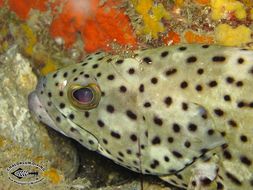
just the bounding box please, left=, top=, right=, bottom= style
left=151, top=77, right=158, bottom=84
left=97, top=120, right=105, bottom=128
left=165, top=68, right=177, bottom=76
left=172, top=151, right=183, bottom=158
left=202, top=44, right=209, bottom=48
left=164, top=96, right=172, bottom=106
left=102, top=139, right=108, bottom=144
left=84, top=111, right=89, bottom=118
left=172, top=123, right=180, bottom=133
left=128, top=68, right=135, bottom=75
left=237, top=101, right=245, bottom=108
left=119, top=85, right=127, bottom=93
left=208, top=80, right=218, bottom=87
left=59, top=91, right=64, bottom=96
left=201, top=178, right=212, bottom=186
left=88, top=140, right=94, bottom=145
left=188, top=123, right=197, bottom=131
left=161, top=51, right=169, bottom=57
left=184, top=141, right=191, bottom=148
left=240, top=155, right=252, bottom=166
left=143, top=102, right=151, bottom=108
left=240, top=135, right=247, bottom=142
left=92, top=64, right=99, bottom=69
left=226, top=76, right=234, bottom=83
left=197, top=68, right=204, bottom=75
left=214, top=108, right=224, bottom=117
left=237, top=58, right=244, bottom=64
left=186, top=56, right=197, bottom=63
left=111, top=131, right=121, bottom=139
left=223, top=150, right=232, bottom=159
left=168, top=137, right=174, bottom=143
left=236, top=81, right=243, bottom=87
left=116, top=59, right=124, bottom=64
left=143, top=57, right=152, bottom=64
left=69, top=114, right=75, bottom=120
left=180, top=81, right=188, bottom=89
left=126, top=110, right=137, bottom=120
left=164, top=156, right=170, bottom=162
left=130, top=134, right=137, bottom=142
left=59, top=103, right=65, bottom=109
left=56, top=116, right=61, bottom=122
left=150, top=159, right=159, bottom=169
left=151, top=136, right=161, bottom=145
left=217, top=182, right=224, bottom=190
left=182, top=102, right=188, bottom=111
left=106, top=58, right=112, bottom=63
left=63, top=72, right=68, bottom=78
left=179, top=46, right=187, bottom=51
left=53, top=73, right=57, bottom=78
left=107, top=74, right=115, bottom=80
left=225, top=172, right=242, bottom=185
left=139, top=84, right=144, bottom=92
left=153, top=116, right=163, bottom=126
left=207, top=129, right=214, bottom=135
left=212, top=56, right=226, bottom=62
left=106, top=105, right=115, bottom=113
left=195, top=84, right=203, bottom=91
left=224, top=95, right=231, bottom=101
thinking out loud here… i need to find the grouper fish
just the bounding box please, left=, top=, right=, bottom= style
left=28, top=44, right=253, bottom=190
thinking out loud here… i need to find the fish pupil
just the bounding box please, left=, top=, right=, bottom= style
left=73, top=88, right=93, bottom=104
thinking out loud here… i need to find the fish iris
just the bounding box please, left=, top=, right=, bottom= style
left=68, top=83, right=101, bottom=110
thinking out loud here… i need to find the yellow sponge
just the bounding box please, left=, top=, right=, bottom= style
left=211, top=0, right=246, bottom=20
left=215, top=24, right=251, bottom=46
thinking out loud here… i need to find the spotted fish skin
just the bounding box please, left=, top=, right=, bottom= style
left=28, top=44, right=253, bottom=189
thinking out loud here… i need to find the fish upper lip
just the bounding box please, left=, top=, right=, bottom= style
left=28, top=91, right=37, bottom=114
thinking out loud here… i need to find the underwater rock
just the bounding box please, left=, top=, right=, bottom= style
left=0, top=46, right=79, bottom=187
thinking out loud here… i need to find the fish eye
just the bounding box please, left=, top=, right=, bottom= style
left=68, top=83, right=101, bottom=110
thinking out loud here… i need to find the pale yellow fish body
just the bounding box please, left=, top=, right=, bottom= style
left=28, top=44, right=253, bottom=190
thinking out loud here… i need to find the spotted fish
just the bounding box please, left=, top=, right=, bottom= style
left=28, top=44, right=253, bottom=190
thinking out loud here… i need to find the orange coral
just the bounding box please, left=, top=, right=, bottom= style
left=194, top=0, right=210, bottom=5
left=49, top=0, right=88, bottom=48
left=82, top=1, right=137, bottom=52
left=8, top=0, right=47, bottom=20
left=0, top=0, right=3, bottom=7
left=50, top=0, right=137, bottom=52
left=184, top=30, right=213, bottom=44
left=162, top=31, right=181, bottom=44
left=7, top=0, right=137, bottom=53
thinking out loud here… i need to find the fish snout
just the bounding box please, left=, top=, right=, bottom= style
left=28, top=82, right=67, bottom=136
left=28, top=76, right=48, bottom=120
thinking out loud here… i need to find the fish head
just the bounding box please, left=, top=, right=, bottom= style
left=28, top=51, right=144, bottom=172
left=28, top=64, right=103, bottom=151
